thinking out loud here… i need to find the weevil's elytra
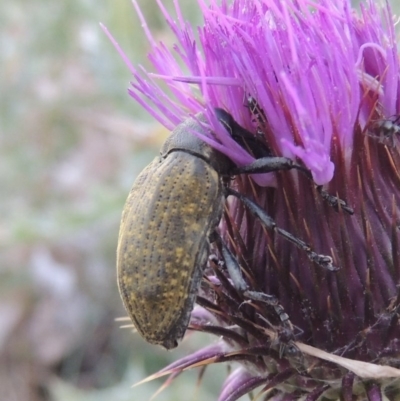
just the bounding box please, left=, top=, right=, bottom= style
left=117, top=114, right=232, bottom=349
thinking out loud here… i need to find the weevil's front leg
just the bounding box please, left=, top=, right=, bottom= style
left=232, top=158, right=354, bottom=215
left=216, top=104, right=354, bottom=215
left=232, top=156, right=302, bottom=175
left=215, top=107, right=271, bottom=158
left=215, top=107, right=353, bottom=214
left=226, top=188, right=338, bottom=271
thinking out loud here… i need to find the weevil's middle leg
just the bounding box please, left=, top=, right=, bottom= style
left=226, top=187, right=338, bottom=271
left=232, top=158, right=354, bottom=215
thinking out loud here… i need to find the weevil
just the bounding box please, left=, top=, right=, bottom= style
left=369, top=116, right=400, bottom=147
left=117, top=110, right=350, bottom=349
left=245, top=94, right=268, bottom=140
left=117, top=114, right=231, bottom=349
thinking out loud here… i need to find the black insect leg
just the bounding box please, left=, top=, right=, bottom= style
left=232, top=157, right=354, bottom=215
left=213, top=233, right=290, bottom=325
left=255, top=313, right=301, bottom=357
left=214, top=107, right=353, bottom=214
left=315, top=185, right=354, bottom=214
left=212, top=234, right=300, bottom=355
left=232, top=155, right=301, bottom=175
left=226, top=187, right=338, bottom=271
left=215, top=108, right=272, bottom=158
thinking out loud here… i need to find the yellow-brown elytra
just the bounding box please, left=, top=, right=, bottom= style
left=117, top=109, right=352, bottom=349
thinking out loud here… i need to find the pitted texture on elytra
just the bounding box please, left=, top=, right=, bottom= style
left=117, top=150, right=224, bottom=348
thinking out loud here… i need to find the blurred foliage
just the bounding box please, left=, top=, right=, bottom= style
left=0, top=0, right=398, bottom=401
left=0, top=1, right=223, bottom=400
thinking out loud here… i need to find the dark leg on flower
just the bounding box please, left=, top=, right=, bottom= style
left=232, top=157, right=354, bottom=215
left=232, top=155, right=303, bottom=175
left=215, top=107, right=354, bottom=214
left=255, top=313, right=300, bottom=357
left=215, top=107, right=272, bottom=158
left=226, top=188, right=338, bottom=271
left=243, top=96, right=354, bottom=214
left=315, top=185, right=354, bottom=214
left=213, top=234, right=299, bottom=355
left=213, top=232, right=290, bottom=324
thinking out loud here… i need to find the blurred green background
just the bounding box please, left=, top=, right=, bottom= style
left=0, top=1, right=225, bottom=400
left=0, top=1, right=398, bottom=401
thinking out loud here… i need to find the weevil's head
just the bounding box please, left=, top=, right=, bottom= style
left=160, top=113, right=234, bottom=176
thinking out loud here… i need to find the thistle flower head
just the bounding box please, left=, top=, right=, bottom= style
left=104, top=0, right=400, bottom=399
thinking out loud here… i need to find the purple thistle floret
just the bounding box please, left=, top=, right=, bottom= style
left=104, top=0, right=398, bottom=185
left=105, top=0, right=400, bottom=399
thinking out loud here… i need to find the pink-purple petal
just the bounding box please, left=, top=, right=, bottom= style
left=218, top=368, right=268, bottom=401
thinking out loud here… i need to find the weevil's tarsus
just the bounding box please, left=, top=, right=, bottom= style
left=255, top=313, right=301, bottom=357
left=317, top=186, right=354, bottom=214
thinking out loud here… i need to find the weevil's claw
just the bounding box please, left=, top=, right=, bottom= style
left=245, top=291, right=290, bottom=323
